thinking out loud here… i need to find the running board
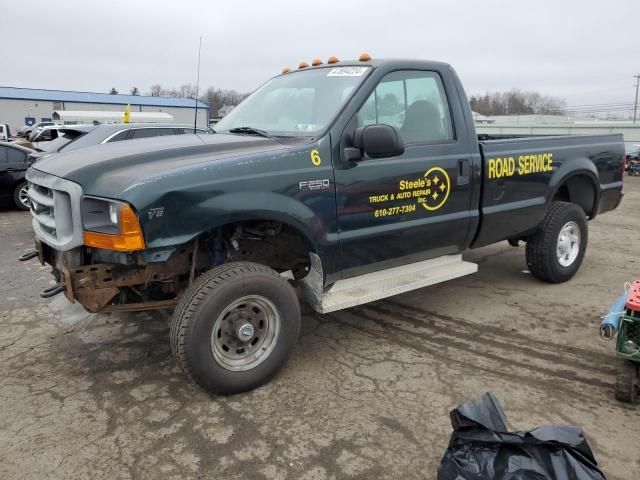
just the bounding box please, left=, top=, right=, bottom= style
left=300, top=254, right=478, bottom=314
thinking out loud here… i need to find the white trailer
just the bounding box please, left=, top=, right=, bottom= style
left=52, top=110, right=174, bottom=125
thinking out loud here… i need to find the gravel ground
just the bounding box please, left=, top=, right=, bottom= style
left=1, top=178, right=639, bottom=479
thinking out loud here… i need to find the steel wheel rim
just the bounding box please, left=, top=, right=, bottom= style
left=210, top=295, right=281, bottom=371
left=556, top=221, right=581, bottom=267
left=18, top=185, right=30, bottom=208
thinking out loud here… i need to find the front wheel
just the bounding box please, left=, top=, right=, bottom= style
left=170, top=262, right=301, bottom=395
left=13, top=181, right=30, bottom=211
left=525, top=201, right=588, bottom=283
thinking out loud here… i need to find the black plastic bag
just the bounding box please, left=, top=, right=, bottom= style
left=437, top=392, right=606, bottom=479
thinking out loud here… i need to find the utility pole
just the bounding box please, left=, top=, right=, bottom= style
left=634, top=74, right=640, bottom=123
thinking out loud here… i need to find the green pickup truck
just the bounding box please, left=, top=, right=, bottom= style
left=21, top=56, right=624, bottom=394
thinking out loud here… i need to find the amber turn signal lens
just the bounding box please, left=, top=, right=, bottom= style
left=84, top=203, right=145, bottom=251
left=282, top=67, right=291, bottom=73
left=327, top=56, right=339, bottom=64
left=359, top=52, right=371, bottom=61
left=311, top=58, right=322, bottom=66
left=298, top=61, right=309, bottom=69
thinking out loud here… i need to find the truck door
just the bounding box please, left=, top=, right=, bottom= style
left=334, top=69, right=475, bottom=273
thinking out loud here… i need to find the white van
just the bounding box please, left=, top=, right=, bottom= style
left=0, top=123, right=10, bottom=141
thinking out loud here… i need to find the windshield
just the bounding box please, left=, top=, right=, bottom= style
left=214, top=66, right=371, bottom=136
left=40, top=130, right=87, bottom=153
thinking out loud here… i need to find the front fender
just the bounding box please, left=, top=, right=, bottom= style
left=140, top=189, right=336, bottom=271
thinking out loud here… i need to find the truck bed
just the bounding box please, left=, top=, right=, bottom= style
left=472, top=133, right=624, bottom=248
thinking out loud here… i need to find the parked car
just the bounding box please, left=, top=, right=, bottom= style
left=28, top=124, right=65, bottom=143
left=28, top=123, right=209, bottom=162
left=19, top=121, right=54, bottom=138
left=625, top=143, right=640, bottom=171
left=21, top=57, right=624, bottom=394
left=0, top=143, right=33, bottom=210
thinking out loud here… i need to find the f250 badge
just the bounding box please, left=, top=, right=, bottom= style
left=299, top=179, right=330, bottom=191
left=148, top=207, right=165, bottom=220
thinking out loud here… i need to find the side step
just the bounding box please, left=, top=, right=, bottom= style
left=301, top=254, right=478, bottom=314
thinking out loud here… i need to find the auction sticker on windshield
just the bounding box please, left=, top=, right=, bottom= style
left=327, top=67, right=368, bottom=77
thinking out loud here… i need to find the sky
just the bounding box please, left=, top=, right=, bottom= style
left=1, top=0, right=639, bottom=114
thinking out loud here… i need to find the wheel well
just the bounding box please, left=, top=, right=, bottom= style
left=206, top=220, right=316, bottom=279
left=552, top=175, right=597, bottom=218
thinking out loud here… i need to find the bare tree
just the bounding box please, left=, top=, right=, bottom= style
left=149, top=84, right=162, bottom=97
left=469, top=89, right=566, bottom=116
left=130, top=86, right=139, bottom=96
left=199, top=87, right=249, bottom=117
left=109, top=87, right=118, bottom=95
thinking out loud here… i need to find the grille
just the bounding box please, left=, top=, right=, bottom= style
left=25, top=168, right=84, bottom=251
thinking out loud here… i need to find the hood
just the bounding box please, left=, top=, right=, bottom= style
left=32, top=133, right=289, bottom=197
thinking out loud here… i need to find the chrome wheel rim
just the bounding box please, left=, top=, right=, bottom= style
left=210, top=295, right=281, bottom=371
left=18, top=185, right=30, bottom=208
left=556, top=221, right=581, bottom=267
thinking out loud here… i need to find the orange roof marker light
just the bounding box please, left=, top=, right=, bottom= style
left=282, top=67, right=291, bottom=73
left=298, top=61, right=309, bottom=69
left=311, top=58, right=323, bottom=66
left=359, top=52, right=371, bottom=61
left=327, top=56, right=339, bottom=64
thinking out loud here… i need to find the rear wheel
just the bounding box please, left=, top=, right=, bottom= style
left=525, top=202, right=588, bottom=283
left=170, top=262, right=301, bottom=395
left=13, top=181, right=30, bottom=211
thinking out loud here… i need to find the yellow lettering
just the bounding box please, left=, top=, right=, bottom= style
left=489, top=159, right=496, bottom=179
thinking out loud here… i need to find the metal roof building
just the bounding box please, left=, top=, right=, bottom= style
left=0, top=86, right=209, bottom=132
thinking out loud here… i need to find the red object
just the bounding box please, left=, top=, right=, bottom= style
left=626, top=280, right=640, bottom=312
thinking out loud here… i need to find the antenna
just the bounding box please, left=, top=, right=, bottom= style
left=633, top=74, right=640, bottom=124
left=194, top=36, right=202, bottom=132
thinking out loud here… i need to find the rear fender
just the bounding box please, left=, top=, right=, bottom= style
left=548, top=158, right=600, bottom=218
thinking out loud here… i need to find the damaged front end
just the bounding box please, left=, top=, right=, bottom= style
left=29, top=240, right=197, bottom=313
left=20, top=168, right=200, bottom=313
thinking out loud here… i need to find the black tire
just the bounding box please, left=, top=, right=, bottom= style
left=525, top=201, right=588, bottom=283
left=614, top=359, right=639, bottom=404
left=13, top=181, right=30, bottom=211
left=170, top=262, right=301, bottom=395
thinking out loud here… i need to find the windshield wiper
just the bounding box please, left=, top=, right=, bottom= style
left=228, top=126, right=272, bottom=138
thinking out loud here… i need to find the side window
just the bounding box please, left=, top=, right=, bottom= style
left=357, top=70, right=454, bottom=144
left=130, top=128, right=160, bottom=139
left=156, top=128, right=177, bottom=136
left=7, top=148, right=26, bottom=164
left=0, top=146, right=8, bottom=163
left=107, top=130, right=130, bottom=142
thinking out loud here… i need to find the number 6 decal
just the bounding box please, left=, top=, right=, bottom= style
left=310, top=149, right=322, bottom=166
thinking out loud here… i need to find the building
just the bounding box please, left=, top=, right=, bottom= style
left=471, top=111, right=495, bottom=124
left=217, top=105, right=235, bottom=118
left=0, top=86, right=210, bottom=132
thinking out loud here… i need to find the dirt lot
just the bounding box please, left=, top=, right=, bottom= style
left=1, top=178, right=639, bottom=479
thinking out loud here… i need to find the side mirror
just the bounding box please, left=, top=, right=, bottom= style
left=352, top=124, right=404, bottom=159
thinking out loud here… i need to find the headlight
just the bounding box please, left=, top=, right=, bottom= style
left=81, top=197, right=145, bottom=251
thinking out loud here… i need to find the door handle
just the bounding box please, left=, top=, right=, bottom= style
left=457, top=159, right=471, bottom=186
